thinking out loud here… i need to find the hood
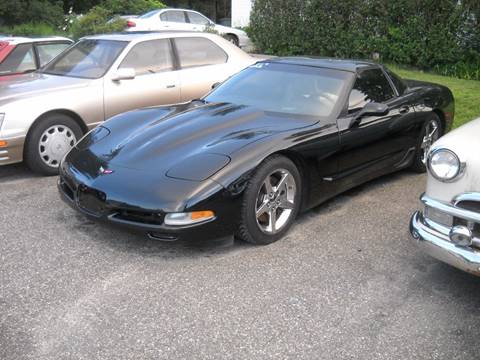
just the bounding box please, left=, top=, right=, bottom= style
left=0, top=72, right=91, bottom=104
left=85, top=102, right=318, bottom=173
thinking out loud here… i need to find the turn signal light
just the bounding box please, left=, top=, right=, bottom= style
left=164, top=211, right=215, bottom=226
left=0, top=140, right=7, bottom=148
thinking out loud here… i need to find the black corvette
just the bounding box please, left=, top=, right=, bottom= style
left=59, top=58, right=454, bottom=244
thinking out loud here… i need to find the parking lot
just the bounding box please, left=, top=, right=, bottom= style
left=1, top=163, right=480, bottom=360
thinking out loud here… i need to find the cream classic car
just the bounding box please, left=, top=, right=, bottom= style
left=410, top=117, right=480, bottom=275
left=0, top=31, right=255, bottom=175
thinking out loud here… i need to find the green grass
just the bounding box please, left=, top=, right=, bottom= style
left=389, top=65, right=480, bottom=128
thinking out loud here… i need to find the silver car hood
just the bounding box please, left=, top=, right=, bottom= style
left=0, top=72, right=91, bottom=104
left=426, top=117, right=480, bottom=202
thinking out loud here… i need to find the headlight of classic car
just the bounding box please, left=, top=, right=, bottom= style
left=428, top=148, right=464, bottom=182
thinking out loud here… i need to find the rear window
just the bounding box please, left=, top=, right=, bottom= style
left=174, top=37, right=227, bottom=68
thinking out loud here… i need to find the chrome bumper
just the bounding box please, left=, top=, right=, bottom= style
left=410, top=194, right=480, bottom=276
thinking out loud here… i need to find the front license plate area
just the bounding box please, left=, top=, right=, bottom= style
left=77, top=186, right=106, bottom=217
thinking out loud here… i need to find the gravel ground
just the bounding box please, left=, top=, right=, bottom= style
left=1, top=163, right=480, bottom=360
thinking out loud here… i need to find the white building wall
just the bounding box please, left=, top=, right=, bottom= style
left=231, top=0, right=252, bottom=27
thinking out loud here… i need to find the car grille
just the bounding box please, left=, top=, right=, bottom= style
left=77, top=185, right=107, bottom=217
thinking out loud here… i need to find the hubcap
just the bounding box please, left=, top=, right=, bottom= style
left=38, top=125, right=77, bottom=168
left=255, top=169, right=296, bottom=234
left=421, top=119, right=440, bottom=165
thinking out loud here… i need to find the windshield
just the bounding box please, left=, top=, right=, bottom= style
left=205, top=63, right=352, bottom=117
left=42, top=39, right=127, bottom=79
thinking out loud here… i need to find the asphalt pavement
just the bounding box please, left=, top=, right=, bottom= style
left=1, top=163, right=480, bottom=359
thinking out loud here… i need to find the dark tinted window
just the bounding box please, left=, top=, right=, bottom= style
left=187, top=11, right=210, bottom=25
left=120, top=39, right=173, bottom=75
left=175, top=37, right=227, bottom=68
left=384, top=68, right=407, bottom=95
left=348, top=68, right=395, bottom=112
left=160, top=10, right=186, bottom=23
left=206, top=63, right=351, bottom=117
left=0, top=43, right=36, bottom=75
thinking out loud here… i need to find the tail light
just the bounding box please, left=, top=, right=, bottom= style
left=126, top=21, right=136, bottom=27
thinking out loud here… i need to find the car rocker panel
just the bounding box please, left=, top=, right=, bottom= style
left=410, top=118, right=480, bottom=275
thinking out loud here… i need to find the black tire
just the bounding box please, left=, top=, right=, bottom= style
left=411, top=113, right=443, bottom=173
left=224, top=34, right=239, bottom=47
left=235, top=155, right=302, bottom=245
left=24, top=113, right=83, bottom=176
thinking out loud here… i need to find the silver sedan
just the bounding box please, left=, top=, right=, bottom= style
left=0, top=32, right=255, bottom=175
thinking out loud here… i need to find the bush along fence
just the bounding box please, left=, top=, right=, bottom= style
left=248, top=0, right=480, bottom=80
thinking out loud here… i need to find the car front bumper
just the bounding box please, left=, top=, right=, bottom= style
left=0, top=135, right=24, bottom=165
left=57, top=166, right=240, bottom=242
left=410, top=193, right=480, bottom=276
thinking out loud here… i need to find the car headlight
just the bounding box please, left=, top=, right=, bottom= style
left=0, top=113, right=5, bottom=131
left=428, top=148, right=465, bottom=182
left=164, top=211, right=215, bottom=226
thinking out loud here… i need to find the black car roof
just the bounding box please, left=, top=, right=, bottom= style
left=262, top=57, right=378, bottom=72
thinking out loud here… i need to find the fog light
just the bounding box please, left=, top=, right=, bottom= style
left=164, top=211, right=215, bottom=226
left=449, top=225, right=472, bottom=247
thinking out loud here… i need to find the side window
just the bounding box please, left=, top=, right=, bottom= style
left=119, top=39, right=173, bottom=75
left=348, top=68, right=395, bottom=113
left=160, top=10, right=187, bottom=23
left=0, top=43, right=36, bottom=74
left=36, top=42, right=71, bottom=67
left=175, top=37, right=227, bottom=68
left=187, top=12, right=210, bottom=25
left=384, top=68, right=407, bottom=95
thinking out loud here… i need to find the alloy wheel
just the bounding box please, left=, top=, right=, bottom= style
left=420, top=119, right=440, bottom=165
left=38, top=125, right=77, bottom=168
left=255, top=169, right=297, bottom=234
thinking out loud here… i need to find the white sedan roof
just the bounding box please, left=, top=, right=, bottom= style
left=0, top=36, right=73, bottom=44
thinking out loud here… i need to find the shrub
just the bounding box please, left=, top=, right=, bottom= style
left=0, top=1, right=64, bottom=27
left=249, top=0, right=480, bottom=80
left=69, top=6, right=126, bottom=39
left=0, top=23, right=59, bottom=37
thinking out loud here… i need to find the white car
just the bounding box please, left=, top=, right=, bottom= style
left=125, top=8, right=251, bottom=48
left=410, top=117, right=480, bottom=275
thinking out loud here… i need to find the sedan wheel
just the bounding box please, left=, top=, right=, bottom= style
left=24, top=113, right=83, bottom=176
left=236, top=155, right=301, bottom=245
left=39, top=125, right=77, bottom=168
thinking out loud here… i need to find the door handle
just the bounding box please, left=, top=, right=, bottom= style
left=399, top=106, right=410, bottom=114
left=166, top=84, right=176, bottom=89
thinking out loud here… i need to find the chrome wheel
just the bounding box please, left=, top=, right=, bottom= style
left=38, top=125, right=77, bottom=168
left=420, top=119, right=440, bottom=165
left=255, top=169, right=297, bottom=234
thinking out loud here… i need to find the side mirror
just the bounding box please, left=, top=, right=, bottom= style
left=111, top=68, right=136, bottom=81
left=211, top=82, right=221, bottom=90
left=350, top=102, right=389, bottom=128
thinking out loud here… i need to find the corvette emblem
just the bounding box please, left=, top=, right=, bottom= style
left=99, top=166, right=114, bottom=175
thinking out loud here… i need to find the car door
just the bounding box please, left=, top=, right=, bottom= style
left=103, top=39, right=180, bottom=120
left=173, top=36, right=232, bottom=102
left=336, top=67, right=417, bottom=177
left=158, top=10, right=191, bottom=31
left=34, top=41, right=72, bottom=67
left=184, top=11, right=211, bottom=32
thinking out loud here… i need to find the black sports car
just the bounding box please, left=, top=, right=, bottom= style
left=59, top=58, right=454, bottom=245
